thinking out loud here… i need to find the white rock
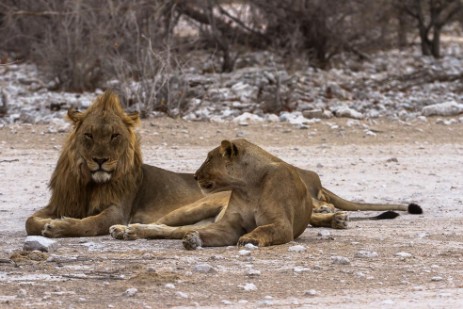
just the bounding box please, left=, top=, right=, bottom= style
left=176, top=291, right=189, bottom=298
left=242, top=283, right=257, bottom=291
left=164, top=283, right=176, bottom=289
left=331, top=256, right=351, bottom=265
left=355, top=250, right=379, bottom=258
left=304, top=289, right=318, bottom=296
left=123, top=288, right=138, bottom=297
left=332, top=105, right=364, bottom=119
left=422, top=101, right=463, bottom=116
left=245, top=269, right=261, bottom=277
left=317, top=229, right=331, bottom=239
left=193, top=263, right=215, bottom=273
left=23, top=236, right=57, bottom=252
left=395, top=252, right=412, bottom=258
left=288, top=245, right=306, bottom=252
left=232, top=112, right=264, bottom=124
left=293, top=266, right=310, bottom=273
left=244, top=243, right=258, bottom=250
left=239, top=249, right=251, bottom=256
left=431, top=276, right=443, bottom=282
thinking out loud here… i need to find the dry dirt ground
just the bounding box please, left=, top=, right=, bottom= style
left=0, top=117, right=462, bottom=308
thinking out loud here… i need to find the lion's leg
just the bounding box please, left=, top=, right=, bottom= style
left=42, top=205, right=126, bottom=237
left=25, top=208, right=56, bottom=235
left=310, top=212, right=349, bottom=229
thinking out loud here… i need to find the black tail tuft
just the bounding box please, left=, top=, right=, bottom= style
left=408, top=203, right=423, bottom=214
left=374, top=211, right=400, bottom=220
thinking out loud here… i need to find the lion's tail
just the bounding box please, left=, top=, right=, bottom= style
left=321, top=187, right=423, bottom=214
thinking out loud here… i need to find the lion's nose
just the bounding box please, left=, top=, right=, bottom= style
left=93, top=158, right=108, bottom=166
left=194, top=174, right=198, bottom=181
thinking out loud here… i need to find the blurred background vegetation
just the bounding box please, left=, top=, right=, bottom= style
left=1, top=0, right=462, bottom=112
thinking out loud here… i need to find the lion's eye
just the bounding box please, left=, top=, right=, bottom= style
left=84, top=133, right=93, bottom=140
left=111, top=133, right=120, bottom=140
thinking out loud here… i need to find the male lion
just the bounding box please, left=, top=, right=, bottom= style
left=110, top=139, right=422, bottom=249
left=25, top=91, right=213, bottom=237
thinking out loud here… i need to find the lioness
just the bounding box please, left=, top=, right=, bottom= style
left=110, top=139, right=422, bottom=249
left=25, top=91, right=212, bottom=237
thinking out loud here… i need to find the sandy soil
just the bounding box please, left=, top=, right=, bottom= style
left=0, top=118, right=462, bottom=308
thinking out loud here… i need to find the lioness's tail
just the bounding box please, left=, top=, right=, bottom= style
left=321, top=187, right=423, bottom=214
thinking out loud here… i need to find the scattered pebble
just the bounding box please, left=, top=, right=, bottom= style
left=244, top=243, right=258, bottom=250
left=304, top=289, right=318, bottom=296
left=355, top=250, right=379, bottom=258
left=176, top=291, right=188, bottom=299
left=395, top=252, right=413, bottom=258
left=239, top=249, right=251, bottom=256
left=288, top=245, right=306, bottom=252
left=242, top=283, right=257, bottom=291
left=164, top=283, right=175, bottom=289
left=193, top=263, right=216, bottom=273
left=123, top=288, right=138, bottom=297
left=431, top=276, right=444, bottom=282
left=331, top=256, right=351, bottom=265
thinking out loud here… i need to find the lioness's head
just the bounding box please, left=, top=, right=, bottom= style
left=195, top=139, right=279, bottom=193
left=67, top=91, right=141, bottom=184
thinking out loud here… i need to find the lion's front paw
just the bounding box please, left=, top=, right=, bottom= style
left=41, top=219, right=74, bottom=237
left=331, top=211, right=349, bottom=229
left=182, top=231, right=202, bottom=250
left=237, top=236, right=259, bottom=247
left=109, top=225, right=129, bottom=240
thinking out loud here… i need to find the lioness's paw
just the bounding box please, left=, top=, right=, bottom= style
left=331, top=211, right=349, bottom=229
left=314, top=204, right=336, bottom=214
left=182, top=231, right=202, bottom=250
left=109, top=225, right=128, bottom=240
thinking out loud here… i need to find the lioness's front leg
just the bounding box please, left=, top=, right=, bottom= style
left=237, top=223, right=294, bottom=247
left=42, top=205, right=126, bottom=237
left=182, top=220, right=243, bottom=250
left=110, top=223, right=196, bottom=240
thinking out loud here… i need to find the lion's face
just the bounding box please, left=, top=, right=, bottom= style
left=76, top=113, right=132, bottom=183
left=67, top=92, right=140, bottom=184
left=195, top=140, right=243, bottom=193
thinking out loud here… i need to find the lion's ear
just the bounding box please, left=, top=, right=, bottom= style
left=220, top=140, right=239, bottom=159
left=67, top=108, right=83, bottom=124
left=125, top=111, right=141, bottom=127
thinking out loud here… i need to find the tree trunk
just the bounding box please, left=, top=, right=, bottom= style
left=431, top=26, right=441, bottom=58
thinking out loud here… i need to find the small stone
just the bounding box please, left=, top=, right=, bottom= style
left=293, top=266, right=310, bottom=273
left=317, top=230, right=332, bottom=239
left=176, top=291, right=188, bottom=298
left=244, top=243, right=258, bottom=250
left=23, top=236, right=57, bottom=252
left=431, top=276, right=443, bottom=282
left=288, top=245, right=306, bottom=252
left=355, top=250, right=379, bottom=258
left=164, top=283, right=175, bottom=289
left=193, top=263, right=216, bottom=273
left=239, top=249, right=251, bottom=256
left=123, top=288, right=138, bottom=297
left=386, top=157, right=398, bottom=163
left=242, top=283, right=257, bottom=291
left=304, top=289, right=318, bottom=296
left=245, top=269, right=261, bottom=277
left=331, top=256, right=351, bottom=265
left=395, top=252, right=412, bottom=258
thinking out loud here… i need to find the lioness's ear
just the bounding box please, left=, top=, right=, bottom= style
left=67, top=107, right=83, bottom=124
left=220, top=140, right=239, bottom=159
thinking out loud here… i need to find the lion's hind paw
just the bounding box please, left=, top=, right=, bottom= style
left=182, top=231, right=202, bottom=250
left=331, top=211, right=349, bottom=229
